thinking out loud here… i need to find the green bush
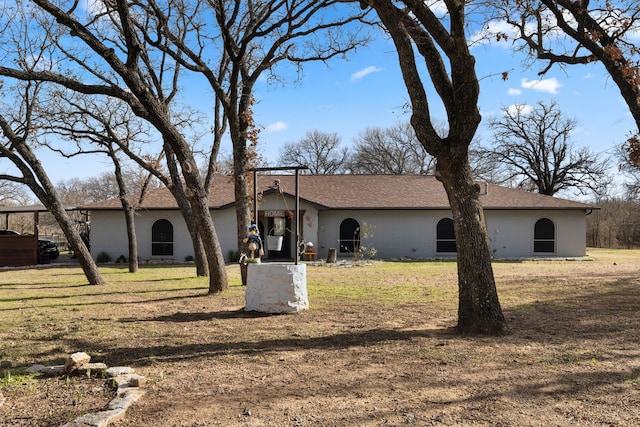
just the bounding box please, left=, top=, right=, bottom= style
left=96, top=251, right=111, bottom=264
left=227, top=249, right=240, bottom=263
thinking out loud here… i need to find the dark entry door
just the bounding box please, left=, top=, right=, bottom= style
left=265, top=216, right=292, bottom=260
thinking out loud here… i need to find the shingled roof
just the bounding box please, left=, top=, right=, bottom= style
left=81, top=174, right=595, bottom=211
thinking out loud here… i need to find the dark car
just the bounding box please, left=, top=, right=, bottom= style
left=0, top=229, right=60, bottom=263
left=38, top=238, right=60, bottom=262
left=0, top=229, right=20, bottom=235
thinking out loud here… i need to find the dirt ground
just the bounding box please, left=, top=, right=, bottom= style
left=1, top=250, right=639, bottom=427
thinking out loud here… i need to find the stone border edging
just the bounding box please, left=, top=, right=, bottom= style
left=22, top=352, right=145, bottom=427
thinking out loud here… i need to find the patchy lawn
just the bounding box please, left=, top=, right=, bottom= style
left=1, top=248, right=639, bottom=426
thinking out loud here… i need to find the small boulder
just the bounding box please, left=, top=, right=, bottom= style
left=128, top=374, right=147, bottom=388
left=63, top=352, right=91, bottom=375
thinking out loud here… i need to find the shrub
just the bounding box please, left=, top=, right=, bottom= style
left=184, top=255, right=194, bottom=262
left=227, top=249, right=240, bottom=263
left=96, top=251, right=111, bottom=264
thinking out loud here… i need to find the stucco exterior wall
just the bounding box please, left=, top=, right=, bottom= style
left=89, top=204, right=588, bottom=263
left=315, top=209, right=587, bottom=260
left=316, top=210, right=444, bottom=259
left=484, top=209, right=587, bottom=258
left=89, top=196, right=318, bottom=263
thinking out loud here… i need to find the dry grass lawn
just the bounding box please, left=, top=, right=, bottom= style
left=0, top=248, right=639, bottom=426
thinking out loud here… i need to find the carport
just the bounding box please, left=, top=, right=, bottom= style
left=0, top=205, right=52, bottom=267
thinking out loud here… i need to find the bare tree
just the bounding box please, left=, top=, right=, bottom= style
left=495, top=0, right=640, bottom=164
left=360, top=0, right=505, bottom=334
left=0, top=180, right=32, bottom=206
left=349, top=122, right=434, bottom=174
left=487, top=100, right=610, bottom=196
left=278, top=130, right=349, bottom=174
left=587, top=195, right=640, bottom=249
left=40, top=92, right=160, bottom=273
left=43, top=91, right=210, bottom=274
left=132, top=0, right=372, bottom=259
left=0, top=79, right=106, bottom=285
left=0, top=0, right=230, bottom=292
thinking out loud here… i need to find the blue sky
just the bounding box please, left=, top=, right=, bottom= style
left=251, top=33, right=635, bottom=163
left=33, top=11, right=638, bottom=196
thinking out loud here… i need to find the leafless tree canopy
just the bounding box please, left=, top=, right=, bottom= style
left=487, top=100, right=610, bottom=197
left=278, top=130, right=349, bottom=174
left=349, top=122, right=434, bottom=175
left=494, top=0, right=640, bottom=164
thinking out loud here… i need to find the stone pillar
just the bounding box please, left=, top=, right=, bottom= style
left=245, top=263, right=308, bottom=313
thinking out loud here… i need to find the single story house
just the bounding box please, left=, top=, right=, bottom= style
left=81, top=174, right=595, bottom=262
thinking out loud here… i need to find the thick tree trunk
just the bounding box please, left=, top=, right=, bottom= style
left=158, top=138, right=227, bottom=292
left=235, top=171, right=251, bottom=286
left=231, top=127, right=252, bottom=286
left=437, top=160, right=506, bottom=334
left=10, top=138, right=106, bottom=286
left=164, top=143, right=209, bottom=276
left=234, top=168, right=251, bottom=247
left=34, top=193, right=104, bottom=285
left=187, top=220, right=209, bottom=277
left=65, top=220, right=106, bottom=285
left=168, top=184, right=209, bottom=276
left=181, top=162, right=228, bottom=294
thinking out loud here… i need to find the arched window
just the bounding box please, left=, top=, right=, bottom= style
left=152, top=219, right=174, bottom=256
left=339, top=218, right=360, bottom=254
left=436, top=218, right=456, bottom=253
left=534, top=218, right=555, bottom=253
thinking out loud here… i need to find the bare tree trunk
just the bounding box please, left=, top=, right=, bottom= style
left=110, top=148, right=139, bottom=273
left=186, top=178, right=228, bottom=294
left=164, top=145, right=224, bottom=291
left=170, top=186, right=209, bottom=276
left=230, top=110, right=253, bottom=286
left=46, top=192, right=106, bottom=285
left=364, top=0, right=506, bottom=334
left=438, top=160, right=505, bottom=334
left=122, top=204, right=138, bottom=272
left=234, top=163, right=251, bottom=286
left=0, top=112, right=106, bottom=285
left=164, top=144, right=209, bottom=276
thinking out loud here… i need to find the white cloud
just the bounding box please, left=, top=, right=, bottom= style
left=350, top=66, right=382, bottom=83
left=266, top=121, right=287, bottom=133
left=506, top=103, right=534, bottom=116
left=508, top=88, right=522, bottom=96
left=520, top=77, right=562, bottom=94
